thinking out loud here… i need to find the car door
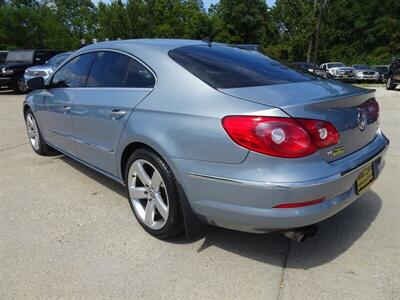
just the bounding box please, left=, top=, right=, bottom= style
left=40, top=53, right=96, bottom=156
left=70, top=50, right=155, bottom=176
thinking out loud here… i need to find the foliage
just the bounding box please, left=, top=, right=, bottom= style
left=0, top=0, right=399, bottom=65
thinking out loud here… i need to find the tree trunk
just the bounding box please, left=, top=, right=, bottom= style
left=313, top=0, right=324, bottom=65
left=307, top=0, right=318, bottom=63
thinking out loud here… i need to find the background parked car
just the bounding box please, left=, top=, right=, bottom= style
left=24, top=51, right=73, bottom=84
left=320, top=62, right=355, bottom=81
left=0, top=49, right=62, bottom=93
left=292, top=62, right=332, bottom=78
left=372, top=65, right=389, bottom=83
left=386, top=58, right=400, bottom=90
left=352, top=64, right=379, bottom=82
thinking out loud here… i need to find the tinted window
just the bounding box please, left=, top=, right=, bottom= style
left=51, top=53, right=95, bottom=88
left=6, top=51, right=33, bottom=63
left=87, top=51, right=155, bottom=88
left=168, top=45, right=312, bottom=89
left=0, top=52, right=7, bottom=63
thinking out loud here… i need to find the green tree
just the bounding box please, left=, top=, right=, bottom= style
left=210, top=0, right=271, bottom=44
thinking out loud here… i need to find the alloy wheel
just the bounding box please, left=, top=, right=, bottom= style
left=128, top=159, right=169, bottom=230
left=26, top=113, right=40, bottom=150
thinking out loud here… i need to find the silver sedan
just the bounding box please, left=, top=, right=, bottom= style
left=23, top=39, right=389, bottom=240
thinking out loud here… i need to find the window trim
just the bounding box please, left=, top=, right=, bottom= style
left=49, top=48, right=157, bottom=90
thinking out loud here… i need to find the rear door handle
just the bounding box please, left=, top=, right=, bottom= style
left=110, top=109, right=126, bottom=120
left=62, top=105, right=71, bottom=112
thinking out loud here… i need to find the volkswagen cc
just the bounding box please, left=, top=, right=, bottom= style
left=23, top=39, right=389, bottom=239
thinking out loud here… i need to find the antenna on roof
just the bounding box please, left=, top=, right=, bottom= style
left=201, top=35, right=213, bottom=47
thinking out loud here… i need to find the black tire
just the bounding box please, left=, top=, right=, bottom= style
left=24, top=109, right=51, bottom=155
left=386, top=75, right=397, bottom=90
left=124, top=148, right=184, bottom=239
left=11, top=75, right=28, bottom=94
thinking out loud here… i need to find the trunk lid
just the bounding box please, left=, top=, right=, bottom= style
left=220, top=80, right=379, bottom=161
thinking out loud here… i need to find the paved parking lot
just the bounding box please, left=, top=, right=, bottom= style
left=0, top=87, right=399, bottom=299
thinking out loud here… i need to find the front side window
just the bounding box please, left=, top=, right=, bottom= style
left=47, top=53, right=71, bottom=66
left=87, top=51, right=155, bottom=88
left=51, top=53, right=95, bottom=88
left=169, top=45, right=312, bottom=89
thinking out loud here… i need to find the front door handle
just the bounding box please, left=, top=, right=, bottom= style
left=110, top=109, right=126, bottom=120
left=62, top=105, right=71, bottom=113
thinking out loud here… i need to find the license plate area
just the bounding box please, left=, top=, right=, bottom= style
left=355, top=164, right=375, bottom=195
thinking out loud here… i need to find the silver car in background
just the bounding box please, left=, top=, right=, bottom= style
left=24, top=51, right=73, bottom=83
left=352, top=64, right=379, bottom=82
left=23, top=39, right=389, bottom=240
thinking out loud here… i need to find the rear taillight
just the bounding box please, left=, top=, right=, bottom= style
left=360, top=98, right=380, bottom=119
left=222, top=116, right=339, bottom=158
left=273, top=197, right=325, bottom=208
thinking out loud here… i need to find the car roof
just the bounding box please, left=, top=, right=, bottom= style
left=79, top=39, right=208, bottom=55
left=7, top=49, right=63, bottom=54
left=70, top=39, right=225, bottom=75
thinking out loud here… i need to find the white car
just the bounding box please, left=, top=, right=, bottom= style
left=352, top=65, right=380, bottom=82
left=320, top=62, right=355, bottom=80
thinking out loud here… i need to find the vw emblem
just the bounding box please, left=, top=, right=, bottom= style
left=358, top=110, right=367, bottom=131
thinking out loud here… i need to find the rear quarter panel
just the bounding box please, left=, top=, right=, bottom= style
left=116, top=57, right=287, bottom=179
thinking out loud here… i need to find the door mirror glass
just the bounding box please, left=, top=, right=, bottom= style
left=27, top=77, right=45, bottom=90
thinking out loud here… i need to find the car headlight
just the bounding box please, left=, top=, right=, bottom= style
left=4, top=69, right=14, bottom=75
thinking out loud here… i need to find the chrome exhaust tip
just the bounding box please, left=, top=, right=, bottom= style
left=281, top=225, right=318, bottom=242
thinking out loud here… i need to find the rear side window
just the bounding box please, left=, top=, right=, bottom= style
left=51, top=53, right=96, bottom=88
left=87, top=51, right=155, bottom=88
left=168, top=45, right=312, bottom=89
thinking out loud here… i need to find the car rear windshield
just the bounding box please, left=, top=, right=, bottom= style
left=168, top=45, right=313, bottom=89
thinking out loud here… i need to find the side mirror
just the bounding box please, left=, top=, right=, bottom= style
left=27, top=77, right=45, bottom=90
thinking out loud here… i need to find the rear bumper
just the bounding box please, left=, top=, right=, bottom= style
left=174, top=132, right=389, bottom=233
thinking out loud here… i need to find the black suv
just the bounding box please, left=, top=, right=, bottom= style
left=0, top=49, right=62, bottom=93
left=386, top=58, right=400, bottom=90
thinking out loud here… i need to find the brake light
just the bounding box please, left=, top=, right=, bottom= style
left=297, top=119, right=339, bottom=149
left=222, top=116, right=339, bottom=158
left=273, top=197, right=325, bottom=208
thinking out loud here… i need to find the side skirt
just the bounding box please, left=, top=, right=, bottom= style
left=45, top=140, right=125, bottom=186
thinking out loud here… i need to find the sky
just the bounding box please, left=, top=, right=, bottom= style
left=204, top=0, right=276, bottom=9
left=92, top=0, right=276, bottom=9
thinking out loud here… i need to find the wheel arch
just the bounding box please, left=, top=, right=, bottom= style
left=23, top=103, right=32, bottom=118
left=119, top=141, right=177, bottom=183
